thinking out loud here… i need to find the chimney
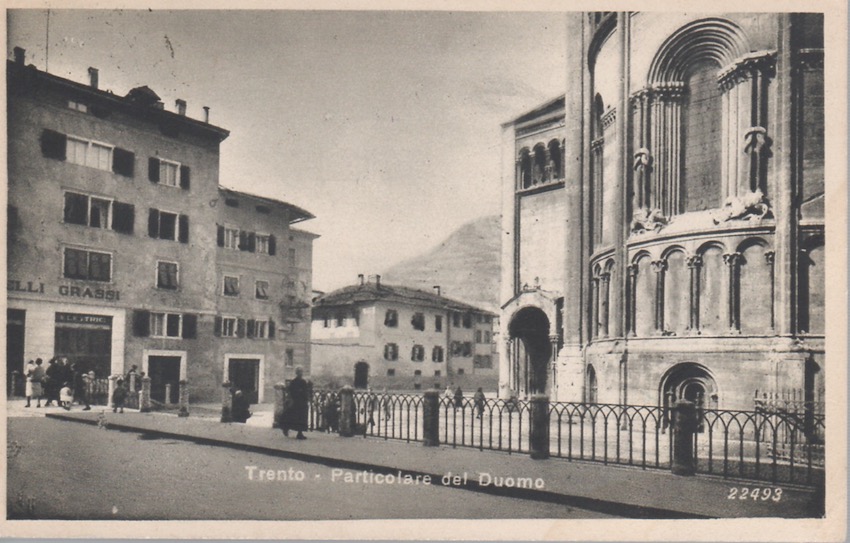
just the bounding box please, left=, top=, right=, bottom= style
left=358, top=274, right=365, bottom=286
left=87, top=67, right=99, bottom=89
left=176, top=99, right=187, bottom=116
left=154, top=101, right=165, bottom=110
left=433, top=285, right=441, bottom=297
left=13, top=47, right=25, bottom=65
left=375, top=275, right=381, bottom=287
left=203, top=106, right=210, bottom=123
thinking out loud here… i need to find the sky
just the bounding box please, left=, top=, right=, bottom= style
left=7, top=9, right=566, bottom=291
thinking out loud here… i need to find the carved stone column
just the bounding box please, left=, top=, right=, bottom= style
left=591, top=274, right=600, bottom=339
left=626, top=264, right=639, bottom=337
left=600, top=272, right=611, bottom=338
left=630, top=88, right=653, bottom=212
left=649, top=83, right=685, bottom=217
left=765, top=251, right=776, bottom=332
left=686, top=255, right=703, bottom=333
left=651, top=259, right=667, bottom=333
left=723, top=252, right=742, bottom=332
left=549, top=334, right=560, bottom=397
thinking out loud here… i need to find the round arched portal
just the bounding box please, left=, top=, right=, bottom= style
left=660, top=362, right=719, bottom=410
left=508, top=307, right=550, bottom=396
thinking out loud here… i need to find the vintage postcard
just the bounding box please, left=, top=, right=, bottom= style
left=2, top=0, right=846, bottom=541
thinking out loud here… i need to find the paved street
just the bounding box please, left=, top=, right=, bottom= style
left=7, top=417, right=614, bottom=520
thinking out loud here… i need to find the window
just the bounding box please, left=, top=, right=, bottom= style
left=462, top=313, right=472, bottom=328
left=452, top=313, right=461, bottom=327
left=435, top=316, right=443, bottom=332
left=148, top=157, right=189, bottom=189
left=457, top=369, right=465, bottom=375
left=384, top=343, right=399, bottom=361
left=323, top=316, right=331, bottom=328
left=462, top=342, right=472, bottom=357
left=67, top=136, right=112, bottom=171
left=387, top=369, right=396, bottom=377
left=451, top=341, right=462, bottom=356
left=223, top=276, right=240, bottom=297
left=148, top=209, right=188, bottom=243
left=68, top=100, right=88, bottom=113
left=250, top=319, right=269, bottom=339
left=150, top=312, right=181, bottom=338
left=256, top=234, right=270, bottom=254
left=384, top=309, right=398, bottom=327
left=285, top=348, right=295, bottom=367
left=475, top=330, right=482, bottom=343
left=434, top=370, right=441, bottom=377
left=474, top=355, right=493, bottom=369
left=484, top=331, right=491, bottom=343
left=220, top=317, right=238, bottom=338
left=411, top=344, right=425, bottom=362
left=255, top=280, right=269, bottom=300
left=432, top=346, right=444, bottom=363
left=156, top=261, right=179, bottom=290
left=411, top=312, right=425, bottom=331
left=63, top=248, right=111, bottom=282
left=64, top=192, right=134, bottom=233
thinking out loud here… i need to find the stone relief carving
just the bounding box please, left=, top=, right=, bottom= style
left=712, top=189, right=772, bottom=224
left=630, top=207, right=669, bottom=234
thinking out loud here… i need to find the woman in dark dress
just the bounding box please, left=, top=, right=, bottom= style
left=281, top=367, right=309, bottom=440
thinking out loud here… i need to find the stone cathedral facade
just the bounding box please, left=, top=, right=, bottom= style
left=498, top=13, right=824, bottom=411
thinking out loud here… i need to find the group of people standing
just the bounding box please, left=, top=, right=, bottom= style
left=24, top=357, right=91, bottom=411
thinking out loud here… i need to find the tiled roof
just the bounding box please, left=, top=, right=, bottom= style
left=314, top=282, right=494, bottom=315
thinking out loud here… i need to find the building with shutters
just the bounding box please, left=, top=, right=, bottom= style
left=311, top=276, right=498, bottom=391
left=499, top=13, right=825, bottom=411
left=7, top=49, right=315, bottom=404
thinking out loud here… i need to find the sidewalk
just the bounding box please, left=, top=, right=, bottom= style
left=41, top=407, right=821, bottom=519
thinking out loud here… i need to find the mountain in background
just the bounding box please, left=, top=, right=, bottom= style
left=381, top=215, right=501, bottom=313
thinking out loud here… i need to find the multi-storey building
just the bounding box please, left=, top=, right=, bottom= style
left=6, top=50, right=315, bottom=404
left=311, top=276, right=498, bottom=391
left=499, top=13, right=825, bottom=411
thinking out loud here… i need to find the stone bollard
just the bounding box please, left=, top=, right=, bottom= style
left=220, top=381, right=233, bottom=423
left=165, top=383, right=173, bottom=405
left=273, top=383, right=286, bottom=429
left=129, top=372, right=137, bottom=393
left=108, top=375, right=117, bottom=408
left=178, top=379, right=189, bottom=417
left=338, top=386, right=355, bottom=437
left=671, top=400, right=698, bottom=476
left=140, top=376, right=152, bottom=413
left=529, top=394, right=550, bottom=460
left=422, top=389, right=440, bottom=447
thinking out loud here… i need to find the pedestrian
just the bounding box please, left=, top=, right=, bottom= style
left=381, top=387, right=392, bottom=419
left=365, top=387, right=377, bottom=429
left=231, top=389, right=252, bottom=423
left=24, top=359, right=38, bottom=408
left=112, top=379, right=128, bottom=413
left=43, top=357, right=62, bottom=407
left=454, top=385, right=464, bottom=410
left=323, top=393, right=339, bottom=433
left=474, top=387, right=486, bottom=419
left=280, top=367, right=309, bottom=440
left=30, top=358, right=46, bottom=408
left=59, top=382, right=73, bottom=410
left=444, top=383, right=453, bottom=402
left=72, top=362, right=91, bottom=411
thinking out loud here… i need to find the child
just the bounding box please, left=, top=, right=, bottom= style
left=112, top=379, right=128, bottom=413
left=59, top=382, right=73, bottom=411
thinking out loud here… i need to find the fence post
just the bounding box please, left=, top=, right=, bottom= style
left=273, top=383, right=286, bottom=429
left=178, top=379, right=189, bottom=417
left=529, top=394, right=550, bottom=459
left=671, top=399, right=698, bottom=476
left=139, top=376, right=152, bottom=413
left=9, top=370, right=20, bottom=398
left=107, top=375, right=117, bottom=408
left=220, top=381, right=233, bottom=423
left=423, top=389, right=440, bottom=447
left=338, top=386, right=355, bottom=437
left=164, top=383, right=172, bottom=405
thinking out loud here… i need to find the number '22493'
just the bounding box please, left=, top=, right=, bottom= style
left=728, top=487, right=782, bottom=501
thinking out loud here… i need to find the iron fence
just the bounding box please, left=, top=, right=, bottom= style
left=306, top=390, right=825, bottom=486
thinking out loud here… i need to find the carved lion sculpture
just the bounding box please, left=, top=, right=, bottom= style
left=712, top=189, right=771, bottom=224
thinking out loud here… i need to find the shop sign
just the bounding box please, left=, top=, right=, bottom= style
left=6, top=280, right=45, bottom=293
left=55, top=312, right=112, bottom=326
left=58, top=284, right=120, bottom=301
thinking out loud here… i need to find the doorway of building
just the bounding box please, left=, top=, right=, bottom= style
left=509, top=307, right=550, bottom=395
left=354, top=361, right=369, bottom=389
left=228, top=358, right=261, bottom=404
left=54, top=313, right=112, bottom=376
left=7, top=309, right=25, bottom=396
left=148, top=356, right=181, bottom=404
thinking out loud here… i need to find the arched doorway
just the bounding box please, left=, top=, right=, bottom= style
left=353, top=361, right=369, bottom=389
left=509, top=307, right=550, bottom=396
left=660, top=362, right=719, bottom=410
left=586, top=365, right=598, bottom=404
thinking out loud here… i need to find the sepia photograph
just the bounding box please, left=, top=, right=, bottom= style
left=2, top=2, right=846, bottom=541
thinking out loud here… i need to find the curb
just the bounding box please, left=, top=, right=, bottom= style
left=45, top=412, right=707, bottom=519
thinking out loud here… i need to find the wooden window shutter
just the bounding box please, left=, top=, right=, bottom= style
left=112, top=148, right=135, bottom=177
left=148, top=208, right=160, bottom=238
left=111, top=202, right=135, bottom=234
left=40, top=129, right=66, bottom=160
left=238, top=231, right=248, bottom=251
left=63, top=192, right=88, bottom=225
left=236, top=318, right=246, bottom=338
left=179, top=165, right=191, bottom=190
left=268, top=234, right=276, bottom=255
left=148, top=157, right=160, bottom=183
left=268, top=318, right=276, bottom=339
left=217, top=225, right=225, bottom=247
left=182, top=314, right=198, bottom=339
left=246, top=319, right=256, bottom=339
left=213, top=316, right=222, bottom=337
left=178, top=214, right=189, bottom=243
left=132, top=310, right=150, bottom=337
left=247, top=232, right=256, bottom=252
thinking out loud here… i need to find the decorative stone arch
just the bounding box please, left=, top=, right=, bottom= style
left=502, top=289, right=562, bottom=398
left=532, top=142, right=547, bottom=184
left=659, top=246, right=689, bottom=335
left=353, top=360, right=369, bottom=389
left=547, top=138, right=563, bottom=180
left=517, top=147, right=532, bottom=189
left=659, top=361, right=720, bottom=409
